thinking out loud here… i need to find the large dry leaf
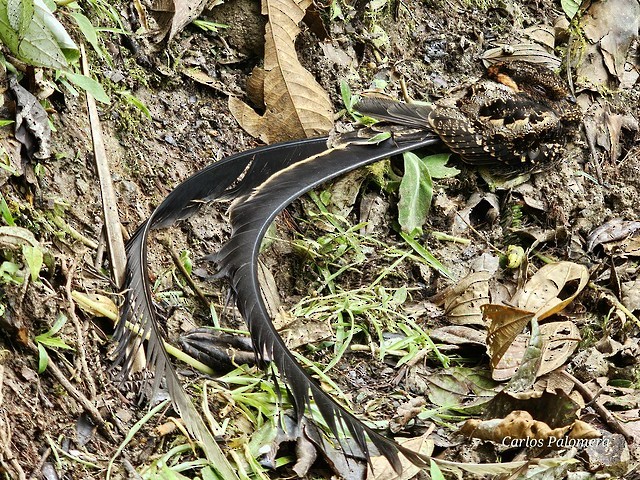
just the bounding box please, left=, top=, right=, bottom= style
left=229, top=0, right=334, bottom=143
left=443, top=271, right=492, bottom=326
left=484, top=304, right=535, bottom=370
left=510, top=261, right=589, bottom=321
left=575, top=0, right=640, bottom=89
left=459, top=410, right=600, bottom=445
left=150, top=0, right=209, bottom=43
left=492, top=321, right=581, bottom=382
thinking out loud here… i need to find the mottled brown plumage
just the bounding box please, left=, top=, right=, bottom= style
left=356, top=61, right=582, bottom=176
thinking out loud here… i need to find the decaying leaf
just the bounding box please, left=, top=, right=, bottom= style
left=442, top=271, right=492, bottom=326
left=149, top=0, right=208, bottom=43
left=575, top=0, right=640, bottom=90
left=420, top=367, right=498, bottom=413
left=368, top=435, right=433, bottom=480
left=509, top=261, right=589, bottom=320
left=9, top=76, right=51, bottom=161
left=0, top=225, right=40, bottom=250
left=582, top=97, right=639, bottom=164
left=390, top=397, right=426, bottom=434
left=486, top=390, right=580, bottom=428
left=481, top=43, right=561, bottom=70
left=482, top=262, right=589, bottom=382
left=459, top=410, right=600, bottom=445
left=492, top=320, right=581, bottom=382
left=228, top=0, right=334, bottom=143
left=586, top=218, right=640, bottom=252
left=451, top=192, right=499, bottom=236
left=428, top=325, right=487, bottom=348
left=181, top=68, right=240, bottom=97
left=484, top=304, right=535, bottom=370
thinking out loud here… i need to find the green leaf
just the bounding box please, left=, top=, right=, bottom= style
left=561, top=0, right=579, bottom=19
left=35, top=334, right=73, bottom=350
left=340, top=79, right=355, bottom=111
left=34, top=0, right=78, bottom=62
left=37, top=341, right=49, bottom=373
left=364, top=131, right=391, bottom=144
left=398, top=151, right=433, bottom=236
left=70, top=12, right=101, bottom=58
left=49, top=313, right=67, bottom=336
left=423, top=153, right=460, bottom=179
left=179, top=250, right=192, bottom=275
left=22, top=244, right=43, bottom=281
left=0, top=193, right=14, bottom=225
left=60, top=71, right=110, bottom=104
left=0, top=0, right=76, bottom=68
left=400, top=231, right=452, bottom=279
left=431, top=459, right=446, bottom=480
left=117, top=90, right=150, bottom=118
left=7, top=0, right=33, bottom=37
left=0, top=119, right=14, bottom=126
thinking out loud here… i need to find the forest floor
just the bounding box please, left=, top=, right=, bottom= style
left=0, top=0, right=639, bottom=478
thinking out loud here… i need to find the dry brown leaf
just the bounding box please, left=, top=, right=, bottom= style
left=576, top=0, right=640, bottom=89
left=228, top=0, right=334, bottom=143
left=150, top=0, right=209, bottom=43
left=368, top=434, right=433, bottom=480
left=510, top=261, right=589, bottom=320
left=484, top=304, right=535, bottom=370
left=459, top=410, right=600, bottom=446
left=481, top=43, right=561, bottom=70
left=491, top=321, right=581, bottom=381
left=444, top=271, right=492, bottom=326
left=537, top=321, right=581, bottom=376
left=181, top=68, right=240, bottom=97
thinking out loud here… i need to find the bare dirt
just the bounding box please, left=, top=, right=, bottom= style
left=0, top=0, right=639, bottom=478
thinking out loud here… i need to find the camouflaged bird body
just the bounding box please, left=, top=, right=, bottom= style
left=357, top=61, right=582, bottom=176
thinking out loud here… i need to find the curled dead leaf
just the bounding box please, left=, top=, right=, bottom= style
left=150, top=0, right=208, bottom=43
left=491, top=320, right=581, bottom=381
left=443, top=271, right=492, bottom=326
left=510, top=261, right=589, bottom=320
left=229, top=0, right=334, bottom=143
left=459, top=410, right=600, bottom=446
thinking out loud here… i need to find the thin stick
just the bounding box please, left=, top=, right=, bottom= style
left=80, top=44, right=126, bottom=288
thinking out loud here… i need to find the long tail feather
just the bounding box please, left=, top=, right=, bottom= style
left=212, top=131, right=442, bottom=472
left=115, top=137, right=330, bottom=475
left=356, top=97, right=433, bottom=128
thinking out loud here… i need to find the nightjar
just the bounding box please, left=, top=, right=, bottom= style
left=356, top=61, right=582, bottom=176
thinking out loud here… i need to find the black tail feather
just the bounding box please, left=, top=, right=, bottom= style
left=115, top=137, right=330, bottom=474
left=211, top=131, right=442, bottom=472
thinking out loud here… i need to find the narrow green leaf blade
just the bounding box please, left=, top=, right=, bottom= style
left=61, top=71, right=110, bottom=104
left=37, top=342, right=49, bottom=373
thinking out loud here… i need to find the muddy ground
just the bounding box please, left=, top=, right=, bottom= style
left=0, top=0, right=639, bottom=478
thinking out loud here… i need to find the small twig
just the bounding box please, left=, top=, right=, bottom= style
left=81, top=44, right=127, bottom=288
left=561, top=370, right=634, bottom=443
left=29, top=341, right=116, bottom=443
left=49, top=215, right=99, bottom=249
left=158, top=236, right=210, bottom=308
left=400, top=76, right=413, bottom=103
left=61, top=257, right=97, bottom=399
left=71, top=291, right=215, bottom=375
left=27, top=447, right=51, bottom=480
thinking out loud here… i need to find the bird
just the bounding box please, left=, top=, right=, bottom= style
left=356, top=60, right=582, bottom=177
left=115, top=60, right=581, bottom=477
